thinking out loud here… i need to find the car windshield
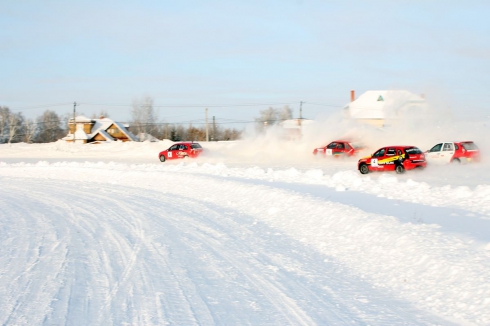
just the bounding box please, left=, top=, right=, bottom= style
left=461, top=142, right=478, bottom=150
left=373, top=148, right=385, bottom=157
left=327, top=143, right=337, bottom=149
left=191, top=143, right=202, bottom=149
left=405, top=147, right=423, bottom=154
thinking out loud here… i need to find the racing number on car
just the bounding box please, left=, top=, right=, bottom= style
left=168, top=152, right=172, bottom=158
left=371, top=158, right=378, bottom=167
left=326, top=149, right=333, bottom=155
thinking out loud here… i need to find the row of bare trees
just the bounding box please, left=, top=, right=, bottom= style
left=129, top=97, right=295, bottom=141
left=130, top=97, right=242, bottom=141
left=0, top=106, right=66, bottom=143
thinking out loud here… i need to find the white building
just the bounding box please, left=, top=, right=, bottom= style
left=343, top=90, right=428, bottom=127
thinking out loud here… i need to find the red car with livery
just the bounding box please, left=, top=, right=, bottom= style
left=358, top=146, right=426, bottom=174
left=159, top=142, right=203, bottom=162
left=313, top=140, right=364, bottom=157
left=425, top=141, right=480, bottom=164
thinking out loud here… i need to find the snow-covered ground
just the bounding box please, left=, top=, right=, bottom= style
left=1, top=138, right=490, bottom=325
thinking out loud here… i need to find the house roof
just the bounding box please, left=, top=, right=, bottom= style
left=73, top=115, right=93, bottom=123
left=73, top=116, right=138, bottom=141
left=344, top=90, right=426, bottom=120
left=87, top=118, right=113, bottom=139
left=94, top=129, right=115, bottom=142
left=112, top=121, right=139, bottom=141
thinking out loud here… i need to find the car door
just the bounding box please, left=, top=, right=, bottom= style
left=440, top=142, right=455, bottom=163
left=370, top=148, right=386, bottom=171
left=167, top=144, right=179, bottom=159
left=325, top=142, right=337, bottom=156
left=426, top=143, right=443, bottom=164
left=335, top=142, right=346, bottom=156
left=177, top=144, right=189, bottom=158
left=384, top=147, right=398, bottom=171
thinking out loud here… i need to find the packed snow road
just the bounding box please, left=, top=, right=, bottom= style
left=0, top=171, right=450, bottom=325
left=1, top=160, right=490, bottom=325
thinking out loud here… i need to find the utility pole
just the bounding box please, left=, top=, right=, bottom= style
left=299, top=101, right=303, bottom=126
left=72, top=101, right=77, bottom=141
left=205, top=108, right=209, bottom=142
left=212, top=116, right=216, bottom=141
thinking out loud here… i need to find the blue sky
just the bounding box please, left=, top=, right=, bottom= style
left=1, top=0, right=489, bottom=126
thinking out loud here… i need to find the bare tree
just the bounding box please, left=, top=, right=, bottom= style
left=23, top=118, right=37, bottom=143
left=7, top=112, right=22, bottom=143
left=278, top=105, right=293, bottom=121
left=254, top=105, right=293, bottom=132
left=91, top=110, right=110, bottom=119
left=131, top=96, right=158, bottom=137
left=34, top=110, right=64, bottom=143
left=0, top=106, right=10, bottom=143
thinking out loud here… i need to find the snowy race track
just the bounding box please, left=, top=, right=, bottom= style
left=1, top=159, right=490, bottom=325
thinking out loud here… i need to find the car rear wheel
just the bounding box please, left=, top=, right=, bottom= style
left=159, top=155, right=166, bottom=162
left=359, top=164, right=369, bottom=174
left=395, top=165, right=405, bottom=174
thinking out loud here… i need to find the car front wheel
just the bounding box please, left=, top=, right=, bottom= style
left=159, top=155, right=166, bottom=162
left=359, top=164, right=369, bottom=174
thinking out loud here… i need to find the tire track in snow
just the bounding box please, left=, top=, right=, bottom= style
left=0, top=173, right=460, bottom=325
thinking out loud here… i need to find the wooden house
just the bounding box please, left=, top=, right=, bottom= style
left=63, top=115, right=138, bottom=143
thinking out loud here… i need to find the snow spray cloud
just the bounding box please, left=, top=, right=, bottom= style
left=198, top=95, right=489, bottom=165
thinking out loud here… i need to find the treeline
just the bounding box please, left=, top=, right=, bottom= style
left=2, top=97, right=292, bottom=144
left=129, top=96, right=242, bottom=141
left=0, top=106, right=67, bottom=143
left=157, top=123, right=241, bottom=142
left=0, top=105, right=242, bottom=144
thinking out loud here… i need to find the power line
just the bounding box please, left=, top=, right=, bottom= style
left=79, top=102, right=298, bottom=108
left=8, top=103, right=73, bottom=112
left=303, top=102, right=344, bottom=108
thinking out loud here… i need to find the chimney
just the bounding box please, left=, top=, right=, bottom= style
left=350, top=90, right=355, bottom=102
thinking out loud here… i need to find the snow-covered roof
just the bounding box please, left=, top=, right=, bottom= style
left=94, top=129, right=115, bottom=142
left=78, top=117, right=138, bottom=142
left=112, top=121, right=139, bottom=141
left=344, top=90, right=427, bottom=120
left=73, top=115, right=93, bottom=123
left=87, top=118, right=113, bottom=139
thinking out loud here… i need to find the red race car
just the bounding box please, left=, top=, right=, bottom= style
left=358, top=146, right=427, bottom=174
left=425, top=141, right=480, bottom=164
left=313, top=140, right=363, bottom=157
left=158, top=142, right=203, bottom=162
